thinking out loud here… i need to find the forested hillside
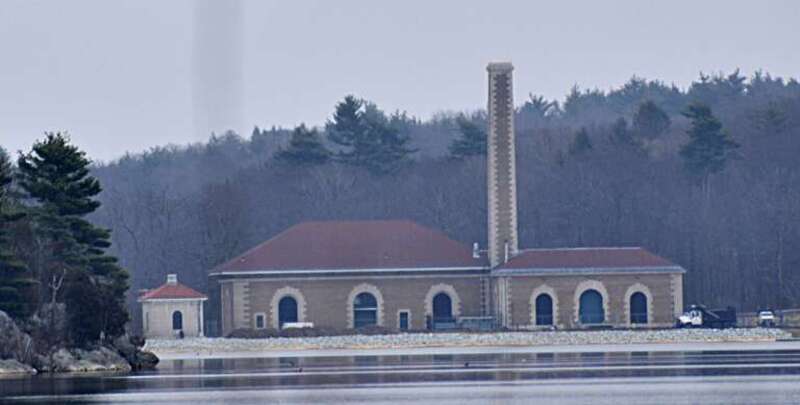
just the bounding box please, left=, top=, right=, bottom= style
left=84, top=70, right=800, bottom=326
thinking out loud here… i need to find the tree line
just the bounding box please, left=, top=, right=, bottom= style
left=4, top=69, right=798, bottom=335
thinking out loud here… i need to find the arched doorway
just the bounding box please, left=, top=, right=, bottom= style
left=278, top=296, right=298, bottom=327
left=353, top=292, right=378, bottom=328
left=172, top=311, right=183, bottom=330
left=579, top=290, right=604, bottom=324
left=630, top=292, right=648, bottom=324
left=535, top=294, right=554, bottom=325
left=432, top=292, right=453, bottom=322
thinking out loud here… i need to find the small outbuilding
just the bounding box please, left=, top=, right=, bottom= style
left=139, top=274, right=207, bottom=339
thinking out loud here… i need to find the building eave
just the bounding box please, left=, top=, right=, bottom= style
left=209, top=266, right=489, bottom=278
left=491, top=265, right=686, bottom=277
left=138, top=297, right=208, bottom=303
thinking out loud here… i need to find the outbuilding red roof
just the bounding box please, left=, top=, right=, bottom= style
left=211, top=220, right=487, bottom=273
left=139, top=282, right=207, bottom=300
left=497, top=247, right=678, bottom=270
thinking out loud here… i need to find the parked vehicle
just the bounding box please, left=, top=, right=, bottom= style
left=677, top=305, right=737, bottom=329
left=757, top=310, right=777, bottom=327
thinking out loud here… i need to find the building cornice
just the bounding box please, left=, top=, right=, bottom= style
left=138, top=297, right=208, bottom=303
left=209, top=266, right=489, bottom=278
left=492, top=266, right=686, bottom=277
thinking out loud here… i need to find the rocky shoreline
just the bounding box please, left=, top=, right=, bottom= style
left=0, top=310, right=158, bottom=378
left=147, top=328, right=792, bottom=357
left=0, top=343, right=158, bottom=378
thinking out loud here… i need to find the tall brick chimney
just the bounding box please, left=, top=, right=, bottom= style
left=486, top=62, right=518, bottom=268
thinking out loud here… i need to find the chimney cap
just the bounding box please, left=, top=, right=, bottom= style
left=167, top=274, right=178, bottom=284
left=487, top=62, right=513, bottom=72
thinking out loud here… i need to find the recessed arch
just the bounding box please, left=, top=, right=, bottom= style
left=172, top=310, right=183, bottom=330
left=347, top=283, right=384, bottom=328
left=573, top=280, right=610, bottom=325
left=270, top=286, right=307, bottom=329
left=579, top=290, right=604, bottom=324
left=624, top=283, right=654, bottom=326
left=424, top=284, right=462, bottom=319
left=530, top=285, right=559, bottom=327
left=278, top=296, right=298, bottom=327
left=432, top=292, right=453, bottom=321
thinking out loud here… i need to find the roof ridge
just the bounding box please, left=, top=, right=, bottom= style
left=212, top=220, right=422, bottom=271
left=210, top=219, right=485, bottom=274
left=300, top=218, right=415, bottom=224
left=140, top=280, right=206, bottom=300
left=518, top=246, right=643, bottom=252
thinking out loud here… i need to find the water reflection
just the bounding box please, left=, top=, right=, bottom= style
left=3, top=349, right=800, bottom=402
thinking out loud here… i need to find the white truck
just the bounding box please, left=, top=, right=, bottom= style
left=677, top=305, right=737, bottom=329
left=757, top=310, right=777, bottom=327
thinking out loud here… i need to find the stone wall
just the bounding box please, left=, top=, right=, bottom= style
left=219, top=274, right=486, bottom=335
left=506, top=273, right=682, bottom=329
left=142, top=300, right=205, bottom=339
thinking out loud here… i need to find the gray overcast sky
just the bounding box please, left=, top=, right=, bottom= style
left=1, top=0, right=798, bottom=162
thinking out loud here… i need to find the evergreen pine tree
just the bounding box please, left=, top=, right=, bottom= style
left=449, top=116, right=487, bottom=158
left=633, top=100, right=671, bottom=139
left=0, top=148, right=34, bottom=319
left=17, top=133, right=129, bottom=345
left=326, top=95, right=416, bottom=174
left=275, top=124, right=331, bottom=166
left=360, top=103, right=416, bottom=174
left=679, top=102, right=739, bottom=180
left=610, top=117, right=633, bottom=146
left=569, top=127, right=593, bottom=156
left=753, top=101, right=788, bottom=137
left=327, top=95, right=367, bottom=165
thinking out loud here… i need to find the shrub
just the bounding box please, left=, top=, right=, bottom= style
left=226, top=328, right=279, bottom=339
left=226, top=325, right=400, bottom=338
left=350, top=325, right=396, bottom=336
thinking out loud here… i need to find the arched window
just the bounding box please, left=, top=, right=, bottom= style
left=535, top=294, right=554, bottom=325
left=432, top=292, right=453, bottom=322
left=278, top=296, right=298, bottom=327
left=353, top=292, right=378, bottom=328
left=172, top=311, right=183, bottom=330
left=579, top=290, right=604, bottom=324
left=630, top=292, right=648, bottom=324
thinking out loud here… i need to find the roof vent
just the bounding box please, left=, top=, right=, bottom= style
left=167, top=274, right=178, bottom=284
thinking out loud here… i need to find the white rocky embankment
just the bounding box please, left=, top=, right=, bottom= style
left=0, top=359, right=37, bottom=377
left=0, top=309, right=144, bottom=376
left=146, top=328, right=792, bottom=357
left=43, top=347, right=132, bottom=373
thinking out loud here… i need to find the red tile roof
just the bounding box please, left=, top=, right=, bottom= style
left=498, top=247, right=678, bottom=270
left=211, top=220, right=487, bottom=273
left=140, top=282, right=207, bottom=300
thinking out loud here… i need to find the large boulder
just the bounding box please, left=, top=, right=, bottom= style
left=112, top=334, right=159, bottom=371
left=134, top=351, right=159, bottom=370
left=47, top=347, right=132, bottom=373
left=0, top=359, right=37, bottom=376
left=112, top=335, right=138, bottom=362
left=0, top=310, right=34, bottom=364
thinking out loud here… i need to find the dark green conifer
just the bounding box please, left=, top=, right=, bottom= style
left=326, top=96, right=416, bottom=174
left=679, top=103, right=739, bottom=179
left=633, top=100, right=671, bottom=139
left=449, top=116, right=487, bottom=158
left=275, top=124, right=331, bottom=166
left=569, top=127, right=593, bottom=156
left=0, top=148, right=34, bottom=319
left=17, top=133, right=129, bottom=345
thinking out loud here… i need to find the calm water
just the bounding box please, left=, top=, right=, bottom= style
left=3, top=349, right=800, bottom=404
